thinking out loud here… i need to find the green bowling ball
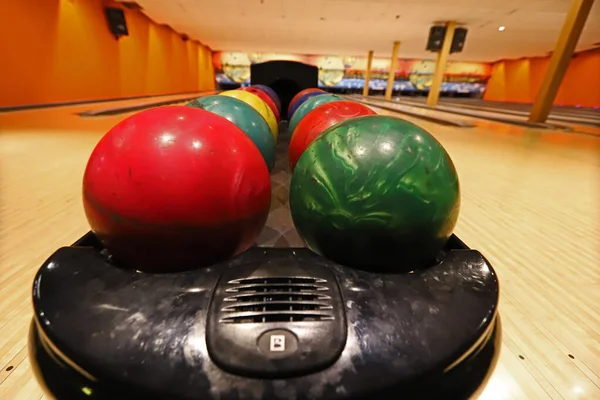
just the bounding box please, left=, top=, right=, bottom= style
left=290, top=115, right=460, bottom=271
left=288, top=94, right=343, bottom=134
left=187, top=95, right=276, bottom=171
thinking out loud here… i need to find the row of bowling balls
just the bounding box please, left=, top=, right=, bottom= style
left=82, top=87, right=461, bottom=273
left=188, top=86, right=281, bottom=171
left=285, top=90, right=461, bottom=270
left=186, top=87, right=355, bottom=174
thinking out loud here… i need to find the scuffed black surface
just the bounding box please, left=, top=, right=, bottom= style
left=29, top=126, right=500, bottom=399
left=31, top=242, right=498, bottom=399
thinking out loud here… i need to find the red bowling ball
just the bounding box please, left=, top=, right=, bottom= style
left=288, top=88, right=324, bottom=116
left=252, top=84, right=281, bottom=113
left=288, top=100, right=376, bottom=171
left=83, top=106, right=271, bottom=272
left=239, top=87, right=281, bottom=123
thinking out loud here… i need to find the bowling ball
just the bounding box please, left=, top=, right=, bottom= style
left=83, top=106, right=271, bottom=272
left=220, top=90, right=279, bottom=141
left=289, top=88, right=324, bottom=115
left=239, top=87, right=281, bottom=123
left=187, top=95, right=276, bottom=171
left=288, top=91, right=326, bottom=120
left=288, top=100, right=375, bottom=171
left=252, top=84, right=281, bottom=112
left=290, top=115, right=460, bottom=271
left=288, top=94, right=343, bottom=134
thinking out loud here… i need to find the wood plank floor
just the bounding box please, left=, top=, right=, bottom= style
left=1, top=100, right=599, bottom=399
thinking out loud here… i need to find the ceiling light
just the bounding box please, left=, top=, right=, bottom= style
left=498, top=26, right=506, bottom=32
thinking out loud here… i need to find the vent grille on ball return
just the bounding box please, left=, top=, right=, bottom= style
left=220, top=276, right=335, bottom=324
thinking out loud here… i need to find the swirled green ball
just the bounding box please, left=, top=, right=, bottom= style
left=290, top=115, right=460, bottom=271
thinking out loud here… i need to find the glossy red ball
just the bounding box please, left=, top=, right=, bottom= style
left=288, top=100, right=376, bottom=171
left=288, top=88, right=325, bottom=116
left=239, top=87, right=281, bottom=123
left=83, top=106, right=271, bottom=271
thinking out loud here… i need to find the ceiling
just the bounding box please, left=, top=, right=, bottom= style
left=119, top=0, right=600, bottom=62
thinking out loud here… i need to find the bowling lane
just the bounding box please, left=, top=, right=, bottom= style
left=416, top=97, right=600, bottom=126
left=0, top=92, right=212, bottom=132
left=396, top=96, right=600, bottom=131
left=1, top=97, right=600, bottom=399
left=442, top=97, right=600, bottom=119
left=358, top=96, right=478, bottom=124
left=396, top=97, right=600, bottom=135
left=358, top=96, right=543, bottom=134
left=1, top=91, right=211, bottom=115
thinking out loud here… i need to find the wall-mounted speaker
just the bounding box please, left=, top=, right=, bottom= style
left=451, top=28, right=468, bottom=54
left=427, top=25, right=468, bottom=54
left=105, top=8, right=128, bottom=38
left=426, top=26, right=446, bottom=52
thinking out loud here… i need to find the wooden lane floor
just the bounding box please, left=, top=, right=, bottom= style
left=1, top=101, right=599, bottom=399
left=438, top=98, right=600, bottom=120
left=364, top=96, right=600, bottom=137
left=396, top=96, right=600, bottom=129
left=0, top=92, right=210, bottom=116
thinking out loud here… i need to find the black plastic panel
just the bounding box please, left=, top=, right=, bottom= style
left=30, top=233, right=499, bottom=400
left=207, top=261, right=347, bottom=378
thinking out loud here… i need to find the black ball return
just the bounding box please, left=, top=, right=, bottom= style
left=28, top=126, right=500, bottom=400
left=29, top=231, right=500, bottom=400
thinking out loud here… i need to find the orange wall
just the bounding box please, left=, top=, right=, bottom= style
left=483, top=50, right=600, bottom=108
left=0, top=0, right=215, bottom=107
left=483, top=62, right=507, bottom=100
left=504, top=59, right=532, bottom=103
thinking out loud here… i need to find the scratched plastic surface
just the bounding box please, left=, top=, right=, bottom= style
left=28, top=126, right=500, bottom=400
left=30, top=232, right=499, bottom=400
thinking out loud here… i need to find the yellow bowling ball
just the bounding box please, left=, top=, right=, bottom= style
left=220, top=90, right=278, bottom=141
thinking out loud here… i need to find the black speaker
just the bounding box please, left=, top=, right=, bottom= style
left=426, top=26, right=446, bottom=51
left=105, top=7, right=128, bottom=37
left=451, top=28, right=468, bottom=54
